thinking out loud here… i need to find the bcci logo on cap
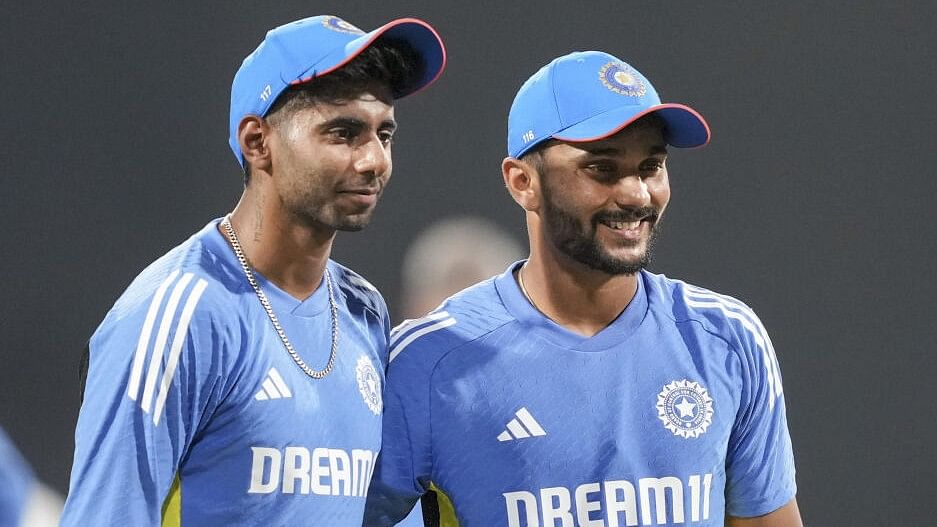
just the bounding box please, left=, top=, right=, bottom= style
left=599, top=61, right=646, bottom=97
left=356, top=355, right=382, bottom=415
left=322, top=16, right=364, bottom=35
left=656, top=379, right=714, bottom=439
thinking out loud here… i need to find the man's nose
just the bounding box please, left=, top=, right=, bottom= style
left=614, top=174, right=651, bottom=208
left=354, top=137, right=391, bottom=176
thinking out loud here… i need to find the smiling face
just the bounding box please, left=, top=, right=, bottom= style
left=533, top=116, right=670, bottom=275
left=265, top=85, right=396, bottom=232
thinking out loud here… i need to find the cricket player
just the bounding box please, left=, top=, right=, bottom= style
left=365, top=51, right=801, bottom=526
left=62, top=14, right=445, bottom=525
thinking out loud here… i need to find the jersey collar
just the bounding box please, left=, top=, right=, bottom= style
left=198, top=217, right=332, bottom=318
left=494, top=260, right=650, bottom=352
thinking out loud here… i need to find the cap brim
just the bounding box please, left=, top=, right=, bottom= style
left=296, top=18, right=446, bottom=98
left=553, top=103, right=711, bottom=148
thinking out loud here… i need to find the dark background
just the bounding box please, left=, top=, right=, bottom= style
left=3, top=1, right=935, bottom=525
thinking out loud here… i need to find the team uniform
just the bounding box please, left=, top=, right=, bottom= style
left=0, top=427, right=36, bottom=526
left=62, top=219, right=390, bottom=526
left=366, top=262, right=796, bottom=526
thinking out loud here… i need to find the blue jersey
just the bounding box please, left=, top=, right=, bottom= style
left=62, top=219, right=391, bottom=526
left=366, top=262, right=796, bottom=526
left=0, top=427, right=35, bottom=527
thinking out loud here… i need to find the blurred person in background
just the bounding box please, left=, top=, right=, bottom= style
left=0, top=426, right=62, bottom=526
left=401, top=216, right=525, bottom=318
left=393, top=215, right=523, bottom=525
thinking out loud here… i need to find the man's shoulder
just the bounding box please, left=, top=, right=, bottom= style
left=86, top=225, right=246, bottom=392
left=644, top=270, right=768, bottom=346
left=105, top=225, right=243, bottom=329
left=328, top=261, right=388, bottom=317
left=388, top=277, right=513, bottom=365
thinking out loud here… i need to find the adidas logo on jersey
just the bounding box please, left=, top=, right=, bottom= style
left=498, top=407, right=547, bottom=441
left=254, top=367, right=292, bottom=401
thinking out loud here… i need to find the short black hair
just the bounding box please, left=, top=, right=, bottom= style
left=242, top=39, right=423, bottom=185
left=519, top=143, right=549, bottom=175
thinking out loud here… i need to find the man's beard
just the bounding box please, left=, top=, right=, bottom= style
left=290, top=204, right=376, bottom=233
left=280, top=186, right=380, bottom=233
left=540, top=177, right=661, bottom=275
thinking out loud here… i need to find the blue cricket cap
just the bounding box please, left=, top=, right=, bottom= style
left=229, top=15, right=446, bottom=166
left=507, top=51, right=710, bottom=158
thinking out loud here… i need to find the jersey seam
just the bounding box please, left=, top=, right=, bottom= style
left=425, top=317, right=517, bottom=485
left=673, top=314, right=747, bottom=419
left=673, top=304, right=772, bottom=502
left=333, top=264, right=386, bottom=312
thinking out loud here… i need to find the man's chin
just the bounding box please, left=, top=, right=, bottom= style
left=293, top=208, right=373, bottom=232
left=324, top=203, right=378, bottom=231
left=590, top=259, right=647, bottom=276
left=336, top=223, right=367, bottom=232
left=578, top=247, right=650, bottom=275
left=334, top=214, right=374, bottom=232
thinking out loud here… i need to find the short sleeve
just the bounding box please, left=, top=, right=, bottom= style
left=725, top=311, right=797, bottom=517
left=364, top=347, right=435, bottom=526
left=61, top=273, right=227, bottom=526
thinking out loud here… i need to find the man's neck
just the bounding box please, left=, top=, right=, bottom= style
left=520, top=252, right=639, bottom=338
left=223, top=190, right=336, bottom=301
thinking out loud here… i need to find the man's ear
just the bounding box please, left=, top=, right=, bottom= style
left=238, top=115, right=272, bottom=173
left=502, top=156, right=542, bottom=212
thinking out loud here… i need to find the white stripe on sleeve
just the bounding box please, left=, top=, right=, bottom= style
left=683, top=291, right=781, bottom=409
left=141, top=273, right=195, bottom=413
left=390, top=311, right=451, bottom=346
left=152, top=278, right=208, bottom=425
left=128, top=270, right=180, bottom=401
left=389, top=317, right=456, bottom=363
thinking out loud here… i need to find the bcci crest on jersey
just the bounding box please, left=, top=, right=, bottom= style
left=356, top=355, right=382, bottom=415
left=656, top=380, right=714, bottom=439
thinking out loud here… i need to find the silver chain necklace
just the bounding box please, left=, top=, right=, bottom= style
left=517, top=263, right=545, bottom=315
left=221, top=215, right=338, bottom=379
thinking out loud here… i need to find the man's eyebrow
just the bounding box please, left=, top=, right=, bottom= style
left=582, top=146, right=621, bottom=156
left=316, top=117, right=397, bottom=133
left=580, top=144, right=668, bottom=156
left=317, top=117, right=365, bottom=131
